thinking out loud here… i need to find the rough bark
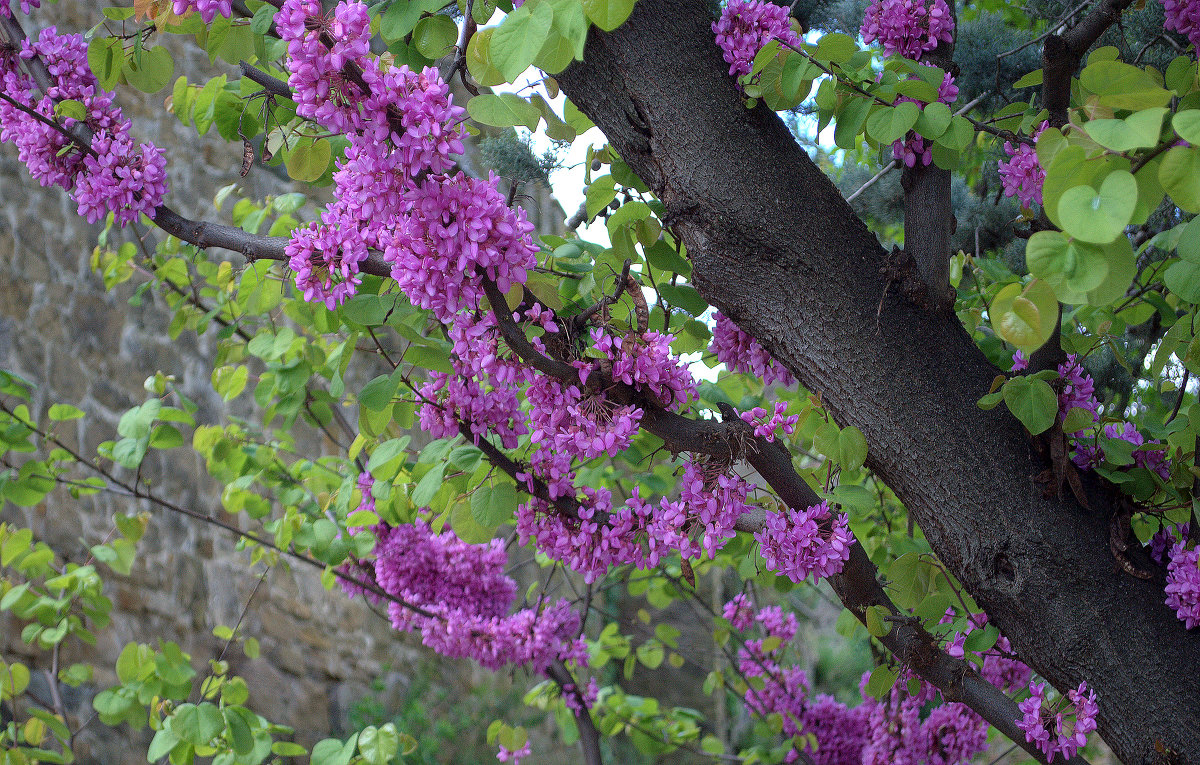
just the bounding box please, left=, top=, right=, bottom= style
left=556, top=0, right=1200, bottom=761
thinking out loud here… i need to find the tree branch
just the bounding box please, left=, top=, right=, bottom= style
left=1042, top=0, right=1138, bottom=127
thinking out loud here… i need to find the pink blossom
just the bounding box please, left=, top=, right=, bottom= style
left=711, top=311, right=795, bottom=387
left=712, top=0, right=801, bottom=80
left=999, top=122, right=1049, bottom=208
left=860, top=0, right=954, bottom=59
left=755, top=500, right=854, bottom=583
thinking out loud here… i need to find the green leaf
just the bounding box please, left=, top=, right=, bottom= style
left=48, top=404, right=85, bottom=421
left=534, top=27, right=575, bottom=74
left=54, top=99, right=87, bottom=122
left=1013, top=69, right=1043, bottom=88
left=814, top=32, right=856, bottom=63
left=412, top=14, right=459, bottom=59
left=866, top=101, right=920, bottom=145
left=86, top=37, right=122, bottom=92
left=411, top=464, right=446, bottom=507
left=358, top=724, right=401, bottom=765
left=1056, top=170, right=1136, bottom=244
left=466, top=93, right=541, bottom=130
left=147, top=729, right=181, bottom=762
left=586, top=174, right=617, bottom=219
left=466, top=29, right=507, bottom=87
left=913, top=101, right=952, bottom=139
left=284, top=138, right=332, bottom=183
left=936, top=115, right=974, bottom=151
left=1174, top=110, right=1200, bottom=144
left=124, top=46, right=174, bottom=93
left=359, top=372, right=399, bottom=411
left=864, top=665, right=898, bottom=699
left=405, top=343, right=453, bottom=374
left=311, top=735, right=358, bottom=765
left=1085, top=108, right=1168, bottom=152
left=1002, top=376, right=1058, bottom=435
left=1080, top=60, right=1173, bottom=110
left=833, top=95, right=872, bottom=151
left=172, top=703, right=224, bottom=747
left=471, top=481, right=517, bottom=528
left=1159, top=146, right=1200, bottom=212
left=530, top=93, right=576, bottom=141
left=340, top=294, right=386, bottom=326
left=989, top=279, right=1057, bottom=352
left=657, top=283, right=708, bottom=315
left=0, top=661, right=30, bottom=700
left=491, top=2, right=554, bottom=82
left=381, top=0, right=449, bottom=40
left=781, top=55, right=819, bottom=101
left=864, top=605, right=891, bottom=637
left=835, top=426, right=868, bottom=471
left=368, top=437, right=411, bottom=477
left=223, top=707, right=257, bottom=755
left=581, top=0, right=635, bottom=31
left=212, top=366, right=249, bottom=401
left=1165, top=258, right=1200, bottom=302
left=1026, top=230, right=1110, bottom=304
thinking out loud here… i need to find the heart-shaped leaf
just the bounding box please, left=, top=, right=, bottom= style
left=989, top=279, right=1058, bottom=352
left=1056, top=170, right=1137, bottom=243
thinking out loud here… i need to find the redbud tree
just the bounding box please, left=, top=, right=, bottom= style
left=1, top=0, right=1199, bottom=762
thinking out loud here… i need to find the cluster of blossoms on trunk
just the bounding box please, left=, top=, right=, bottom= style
left=1013, top=351, right=1197, bottom=629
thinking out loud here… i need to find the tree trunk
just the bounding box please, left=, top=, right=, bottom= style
left=556, top=0, right=1200, bottom=760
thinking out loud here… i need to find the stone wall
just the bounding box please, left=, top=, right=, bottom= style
left=0, top=6, right=565, bottom=762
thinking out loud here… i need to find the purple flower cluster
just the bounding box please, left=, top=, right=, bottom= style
left=739, top=402, right=800, bottom=442
left=710, top=311, right=796, bottom=387
left=1057, top=354, right=1100, bottom=432
left=515, top=456, right=754, bottom=582
left=1016, top=680, right=1099, bottom=762
left=596, top=328, right=699, bottom=409
left=723, top=592, right=755, bottom=630
left=999, top=122, right=1049, bottom=208
left=755, top=500, right=854, bottom=583
left=939, top=608, right=1032, bottom=693
left=712, top=0, right=801, bottom=80
left=860, top=0, right=954, bottom=59
left=1050, top=356, right=1174, bottom=480
left=730, top=598, right=986, bottom=765
left=171, top=0, right=232, bottom=23
left=862, top=684, right=987, bottom=765
left=529, top=372, right=642, bottom=460
left=285, top=214, right=369, bottom=309
left=1161, top=0, right=1200, bottom=49
left=0, top=25, right=168, bottom=224
left=1072, top=421, right=1171, bottom=479
left=384, top=172, right=538, bottom=320
left=1165, top=542, right=1200, bottom=629
left=1149, top=522, right=1190, bottom=565
left=344, top=520, right=586, bottom=672
left=275, top=0, right=482, bottom=309
left=495, top=740, right=531, bottom=765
